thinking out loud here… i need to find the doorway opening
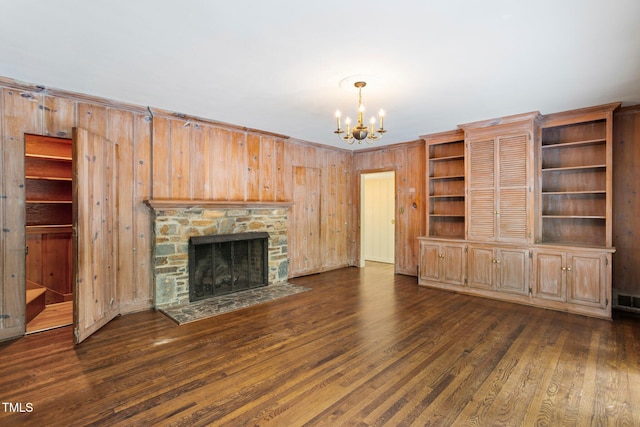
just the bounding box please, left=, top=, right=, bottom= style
left=360, top=171, right=395, bottom=268
left=24, top=134, right=74, bottom=334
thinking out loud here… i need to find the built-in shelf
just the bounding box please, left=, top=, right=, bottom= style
left=430, top=154, right=464, bottom=161
left=542, top=215, right=606, bottom=219
left=25, top=153, right=72, bottom=162
left=541, top=138, right=606, bottom=149
left=430, top=175, right=465, bottom=180
left=542, top=164, right=606, bottom=172
left=27, top=200, right=72, bottom=204
left=542, top=190, right=606, bottom=195
left=26, top=175, right=72, bottom=181
left=424, top=131, right=466, bottom=240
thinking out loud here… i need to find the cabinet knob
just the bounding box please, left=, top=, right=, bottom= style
left=562, top=267, right=566, bottom=271
left=566, top=267, right=572, bottom=271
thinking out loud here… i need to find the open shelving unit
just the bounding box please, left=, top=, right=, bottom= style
left=25, top=136, right=73, bottom=229
left=424, top=130, right=465, bottom=239
left=539, top=115, right=611, bottom=247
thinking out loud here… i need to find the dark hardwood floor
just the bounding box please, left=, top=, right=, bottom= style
left=1, top=262, right=639, bottom=426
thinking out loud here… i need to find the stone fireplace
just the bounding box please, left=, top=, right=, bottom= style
left=146, top=201, right=290, bottom=308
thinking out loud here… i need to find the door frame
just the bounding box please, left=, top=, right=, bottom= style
left=356, top=168, right=397, bottom=271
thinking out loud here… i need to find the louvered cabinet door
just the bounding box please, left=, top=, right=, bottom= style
left=467, top=138, right=495, bottom=240
left=497, top=134, right=530, bottom=243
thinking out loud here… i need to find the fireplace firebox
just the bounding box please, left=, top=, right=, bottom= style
left=188, top=232, right=269, bottom=301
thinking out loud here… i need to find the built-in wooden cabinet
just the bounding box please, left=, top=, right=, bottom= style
left=532, top=247, right=612, bottom=317
left=467, top=244, right=529, bottom=295
left=462, top=113, right=537, bottom=244
left=424, top=130, right=466, bottom=239
left=419, top=104, right=618, bottom=319
left=418, top=239, right=466, bottom=287
left=536, top=104, right=616, bottom=247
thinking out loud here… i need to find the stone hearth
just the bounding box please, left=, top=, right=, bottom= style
left=148, top=202, right=290, bottom=308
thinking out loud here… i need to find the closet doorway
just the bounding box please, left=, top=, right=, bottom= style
left=360, top=171, right=396, bottom=267
left=24, top=134, right=74, bottom=334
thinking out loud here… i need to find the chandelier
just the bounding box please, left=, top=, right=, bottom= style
left=334, top=81, right=386, bottom=144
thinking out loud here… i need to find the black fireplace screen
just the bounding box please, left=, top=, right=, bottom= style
left=188, top=232, right=269, bottom=301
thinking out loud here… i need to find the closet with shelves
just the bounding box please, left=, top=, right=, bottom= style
left=25, top=134, right=73, bottom=326
left=419, top=103, right=618, bottom=319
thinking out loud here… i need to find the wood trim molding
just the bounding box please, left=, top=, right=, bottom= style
left=144, top=199, right=294, bottom=210
left=0, top=75, right=149, bottom=114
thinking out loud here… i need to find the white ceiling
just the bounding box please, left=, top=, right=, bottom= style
left=1, top=0, right=639, bottom=149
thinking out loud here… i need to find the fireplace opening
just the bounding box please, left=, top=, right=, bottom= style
left=188, top=232, right=269, bottom=302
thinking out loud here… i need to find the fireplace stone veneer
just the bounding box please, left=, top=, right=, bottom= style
left=150, top=206, right=289, bottom=308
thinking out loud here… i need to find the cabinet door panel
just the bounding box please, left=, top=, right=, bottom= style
left=534, top=252, right=565, bottom=301
left=467, top=246, right=494, bottom=289
left=469, top=189, right=495, bottom=240
left=568, top=253, right=606, bottom=307
left=497, top=248, right=529, bottom=295
left=442, top=244, right=465, bottom=286
left=498, top=134, right=528, bottom=187
left=468, top=138, right=496, bottom=240
left=499, top=188, right=528, bottom=242
left=497, top=134, right=530, bottom=243
left=419, top=242, right=440, bottom=281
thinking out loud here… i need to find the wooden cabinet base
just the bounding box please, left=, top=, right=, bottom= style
left=418, top=238, right=613, bottom=319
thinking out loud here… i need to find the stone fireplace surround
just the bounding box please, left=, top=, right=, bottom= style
left=146, top=200, right=292, bottom=308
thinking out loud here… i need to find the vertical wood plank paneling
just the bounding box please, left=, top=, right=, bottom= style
left=394, top=147, right=409, bottom=273
left=340, top=151, right=353, bottom=265
left=210, top=127, right=231, bottom=200
left=73, top=128, right=119, bottom=343
left=151, top=116, right=171, bottom=199
left=129, top=113, right=153, bottom=312
left=0, top=88, right=39, bottom=339
left=324, top=150, right=338, bottom=267
left=228, top=131, right=246, bottom=200
left=260, top=136, right=275, bottom=201
left=77, top=103, right=108, bottom=136
left=190, top=124, right=210, bottom=199
left=275, top=138, right=289, bottom=201
left=109, top=109, right=136, bottom=311
left=612, top=107, right=640, bottom=296
left=170, top=119, right=191, bottom=199
left=273, top=139, right=284, bottom=202
left=246, top=134, right=261, bottom=200
left=405, top=143, right=426, bottom=275
left=42, top=95, right=76, bottom=139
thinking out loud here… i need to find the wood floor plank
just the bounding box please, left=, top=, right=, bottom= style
left=1, top=263, right=639, bottom=426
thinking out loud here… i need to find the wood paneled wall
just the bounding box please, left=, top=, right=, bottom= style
left=0, top=79, right=153, bottom=341
left=353, top=141, right=426, bottom=275
left=0, top=76, right=361, bottom=340
left=150, top=111, right=354, bottom=277
left=613, top=106, right=640, bottom=296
